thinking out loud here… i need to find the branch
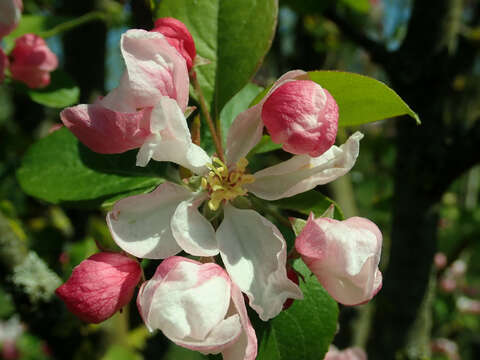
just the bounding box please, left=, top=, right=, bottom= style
left=323, top=7, right=390, bottom=65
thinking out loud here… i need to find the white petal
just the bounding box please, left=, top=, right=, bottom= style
left=217, top=204, right=303, bottom=321
left=106, top=182, right=192, bottom=259
left=246, top=132, right=363, bottom=200
left=171, top=197, right=219, bottom=256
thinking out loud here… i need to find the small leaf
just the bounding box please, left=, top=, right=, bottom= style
left=308, top=71, right=420, bottom=126
left=271, top=190, right=345, bottom=220
left=291, top=218, right=307, bottom=236
left=17, top=128, right=166, bottom=208
left=256, top=259, right=338, bottom=360
left=25, top=70, right=80, bottom=108
left=157, top=0, right=278, bottom=115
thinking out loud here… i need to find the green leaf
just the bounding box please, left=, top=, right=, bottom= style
left=220, top=82, right=264, bottom=145
left=340, top=0, right=370, bottom=13
left=308, top=71, right=420, bottom=126
left=3, top=14, right=69, bottom=52
left=22, top=70, right=80, bottom=108
left=256, top=259, right=338, bottom=360
left=17, top=127, right=167, bottom=208
left=271, top=190, right=345, bottom=220
left=249, top=135, right=282, bottom=155
left=157, top=0, right=278, bottom=115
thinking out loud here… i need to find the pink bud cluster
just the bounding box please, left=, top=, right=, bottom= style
left=0, top=0, right=58, bottom=88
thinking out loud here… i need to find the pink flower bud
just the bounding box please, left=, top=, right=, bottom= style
left=56, top=252, right=142, bottom=323
left=324, top=345, right=368, bottom=360
left=137, top=256, right=257, bottom=359
left=0, top=48, right=8, bottom=84
left=439, top=276, right=456, bottom=293
left=152, top=17, right=196, bottom=72
left=0, top=0, right=22, bottom=39
left=9, top=34, right=58, bottom=89
left=261, top=80, right=338, bottom=157
left=295, top=214, right=382, bottom=306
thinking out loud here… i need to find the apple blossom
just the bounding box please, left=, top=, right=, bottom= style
left=55, top=252, right=142, bottom=323
left=295, top=215, right=383, bottom=305
left=9, top=34, right=58, bottom=89
left=137, top=256, right=257, bottom=360
left=107, top=93, right=363, bottom=320
left=324, top=345, right=367, bottom=360
left=60, top=28, right=189, bottom=154
left=152, top=17, right=196, bottom=72
left=0, top=48, right=7, bottom=84
left=0, top=0, right=22, bottom=39
left=262, top=80, right=338, bottom=157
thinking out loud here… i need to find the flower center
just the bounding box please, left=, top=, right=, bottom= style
left=201, top=157, right=255, bottom=211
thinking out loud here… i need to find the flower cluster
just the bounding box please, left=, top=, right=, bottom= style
left=0, top=0, right=58, bottom=88
left=56, top=17, right=383, bottom=359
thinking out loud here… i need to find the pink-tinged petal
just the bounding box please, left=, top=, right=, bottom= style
left=55, top=252, right=141, bottom=323
left=136, top=97, right=210, bottom=173
left=296, top=215, right=383, bottom=305
left=102, top=29, right=189, bottom=112
left=0, top=0, right=22, bottom=38
left=9, top=34, right=58, bottom=89
left=246, top=131, right=363, bottom=200
left=0, top=48, right=8, bottom=84
left=171, top=196, right=219, bottom=256
left=106, top=182, right=193, bottom=259
left=262, top=80, right=338, bottom=157
left=217, top=204, right=303, bottom=321
left=225, top=70, right=307, bottom=166
left=222, top=283, right=258, bottom=360
left=60, top=104, right=152, bottom=154
left=138, top=258, right=241, bottom=349
left=152, top=17, right=196, bottom=72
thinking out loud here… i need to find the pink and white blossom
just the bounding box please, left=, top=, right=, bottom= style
left=137, top=256, right=257, bottom=360
left=296, top=215, right=383, bottom=306
left=9, top=33, right=58, bottom=89
left=55, top=252, right=142, bottom=323
left=0, top=0, right=22, bottom=39
left=152, top=17, right=196, bottom=72
left=262, top=80, right=338, bottom=157
left=60, top=29, right=189, bottom=154
left=106, top=93, right=363, bottom=320
left=324, top=345, right=368, bottom=360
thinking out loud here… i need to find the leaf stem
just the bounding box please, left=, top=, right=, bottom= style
left=191, top=74, right=225, bottom=162
left=39, top=11, right=107, bottom=38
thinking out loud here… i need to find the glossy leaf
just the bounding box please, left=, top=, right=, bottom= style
left=21, top=70, right=80, bottom=108
left=256, top=259, right=338, bottom=360
left=157, top=0, right=278, bottom=115
left=271, top=190, right=345, bottom=220
left=309, top=71, right=420, bottom=126
left=17, top=128, right=167, bottom=208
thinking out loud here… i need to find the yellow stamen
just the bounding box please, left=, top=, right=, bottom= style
left=202, top=157, right=255, bottom=211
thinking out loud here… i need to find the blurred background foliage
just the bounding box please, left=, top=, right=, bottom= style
left=1, top=0, right=480, bottom=359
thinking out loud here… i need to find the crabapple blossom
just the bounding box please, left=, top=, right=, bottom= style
left=295, top=215, right=383, bottom=305
left=55, top=252, right=142, bottom=323
left=152, top=17, right=196, bottom=72
left=262, top=80, right=338, bottom=157
left=60, top=28, right=189, bottom=154
left=0, top=48, right=7, bottom=84
left=0, top=0, right=22, bottom=39
left=137, top=256, right=257, bottom=360
left=324, top=345, right=367, bottom=360
left=9, top=34, right=58, bottom=88
left=107, top=94, right=363, bottom=320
